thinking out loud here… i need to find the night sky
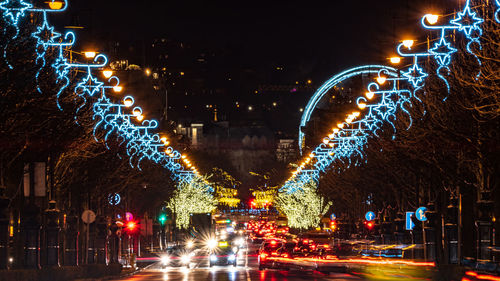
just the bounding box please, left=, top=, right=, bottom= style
left=55, top=0, right=438, bottom=75
left=49, top=0, right=446, bottom=136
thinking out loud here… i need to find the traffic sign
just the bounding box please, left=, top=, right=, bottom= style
left=125, top=212, right=134, bottom=221
left=82, top=210, right=96, bottom=224
left=406, top=212, right=415, bottom=230
left=365, top=211, right=375, bottom=221
left=330, top=213, right=337, bottom=220
left=108, top=193, right=121, bottom=205
left=415, top=207, right=428, bottom=222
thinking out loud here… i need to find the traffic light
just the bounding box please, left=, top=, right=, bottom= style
left=330, top=220, right=337, bottom=231
left=159, top=214, right=167, bottom=225
left=126, top=221, right=137, bottom=232
left=364, top=220, right=375, bottom=231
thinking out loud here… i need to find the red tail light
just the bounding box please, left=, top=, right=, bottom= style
left=324, top=244, right=330, bottom=248
left=260, top=253, right=268, bottom=260
left=282, top=253, right=289, bottom=258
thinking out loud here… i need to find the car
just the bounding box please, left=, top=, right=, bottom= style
left=258, top=239, right=285, bottom=270
left=209, top=241, right=239, bottom=267
left=160, top=245, right=196, bottom=268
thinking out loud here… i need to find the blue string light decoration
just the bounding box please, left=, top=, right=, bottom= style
left=0, top=0, right=211, bottom=191
left=0, top=0, right=32, bottom=68
left=496, top=0, right=500, bottom=23
left=0, top=0, right=31, bottom=36
left=283, top=0, right=489, bottom=196
left=449, top=0, right=484, bottom=79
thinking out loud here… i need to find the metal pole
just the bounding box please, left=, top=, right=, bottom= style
left=86, top=222, right=89, bottom=264
left=458, top=188, right=462, bottom=264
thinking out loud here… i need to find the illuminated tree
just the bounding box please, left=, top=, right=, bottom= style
left=166, top=178, right=217, bottom=229
left=276, top=181, right=331, bottom=229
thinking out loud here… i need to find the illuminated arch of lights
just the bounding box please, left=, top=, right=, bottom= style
left=283, top=0, right=493, bottom=196
left=298, top=65, right=399, bottom=154
left=0, top=0, right=212, bottom=192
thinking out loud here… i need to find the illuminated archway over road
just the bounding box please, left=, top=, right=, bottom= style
left=299, top=65, right=398, bottom=153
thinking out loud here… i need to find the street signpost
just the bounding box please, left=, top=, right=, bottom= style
left=82, top=210, right=96, bottom=264
left=415, top=207, right=428, bottom=221
left=406, top=212, right=415, bottom=230
left=365, top=211, right=375, bottom=221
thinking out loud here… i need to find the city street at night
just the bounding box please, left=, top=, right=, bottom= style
left=0, top=0, right=499, bottom=280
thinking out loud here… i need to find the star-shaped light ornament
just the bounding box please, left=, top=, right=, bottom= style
left=402, top=63, right=428, bottom=88
left=77, top=73, right=104, bottom=97
left=429, top=37, right=457, bottom=67
left=0, top=0, right=32, bottom=26
left=450, top=2, right=483, bottom=37
left=52, top=57, right=71, bottom=80
left=33, top=20, right=61, bottom=45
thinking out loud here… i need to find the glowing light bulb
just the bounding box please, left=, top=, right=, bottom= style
left=136, top=115, right=144, bottom=121
left=328, top=133, right=335, bottom=139
left=358, top=102, right=367, bottom=109
left=113, top=85, right=123, bottom=93
left=333, top=128, right=339, bottom=133
left=366, top=92, right=374, bottom=100
left=322, top=138, right=329, bottom=144
left=124, top=99, right=133, bottom=107
left=102, top=69, right=113, bottom=78
left=48, top=1, right=64, bottom=10
left=426, top=14, right=439, bottom=25
left=390, top=57, right=401, bottom=64
left=84, top=51, right=96, bottom=59
left=346, top=117, right=353, bottom=124
left=353, top=111, right=361, bottom=117
left=337, top=123, right=344, bottom=129
left=402, top=40, right=414, bottom=49
left=376, top=76, right=386, bottom=85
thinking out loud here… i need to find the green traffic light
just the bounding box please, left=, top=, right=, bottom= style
left=159, top=214, right=167, bottom=224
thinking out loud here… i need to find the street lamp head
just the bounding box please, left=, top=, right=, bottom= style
left=136, top=115, right=144, bottom=122
left=366, top=91, right=375, bottom=100
left=389, top=56, right=401, bottom=64
left=402, top=40, right=414, bottom=49
left=376, top=76, right=386, bottom=85
left=113, top=85, right=123, bottom=93
left=48, top=1, right=64, bottom=10
left=84, top=51, right=96, bottom=59
left=358, top=102, right=367, bottom=109
left=102, top=69, right=113, bottom=78
left=425, top=14, right=439, bottom=25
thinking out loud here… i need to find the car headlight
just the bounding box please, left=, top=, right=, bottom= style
left=181, top=255, right=191, bottom=264
left=207, top=239, right=218, bottom=249
left=210, top=254, right=218, bottom=261
left=228, top=254, right=236, bottom=261
left=161, top=256, right=169, bottom=265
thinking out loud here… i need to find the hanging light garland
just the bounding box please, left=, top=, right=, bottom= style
left=0, top=0, right=213, bottom=195
left=280, top=0, right=492, bottom=222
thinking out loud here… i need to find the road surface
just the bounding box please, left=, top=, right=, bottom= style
left=110, top=252, right=365, bottom=281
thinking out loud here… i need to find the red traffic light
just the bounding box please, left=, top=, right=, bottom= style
left=125, top=221, right=137, bottom=233
left=330, top=220, right=337, bottom=231
left=364, top=221, right=374, bottom=230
